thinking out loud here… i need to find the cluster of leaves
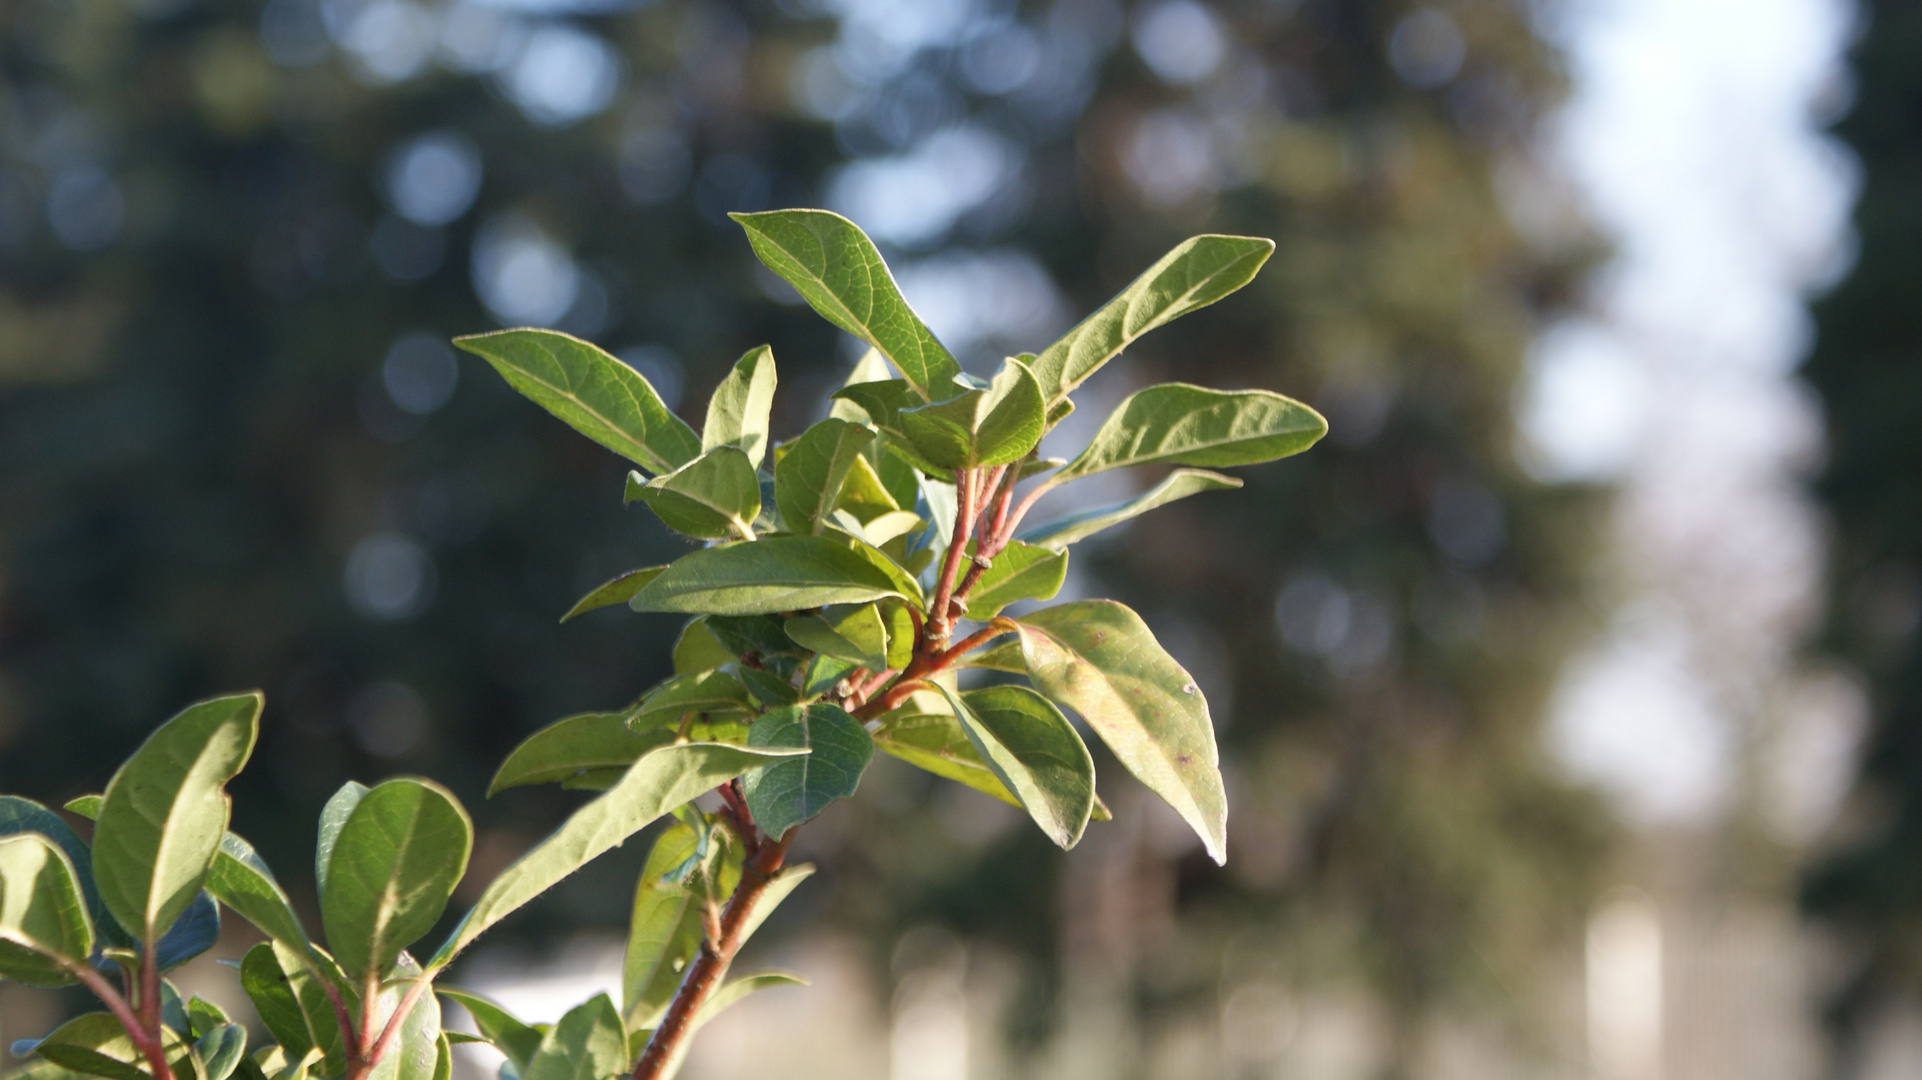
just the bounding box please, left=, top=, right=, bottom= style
left=1, top=209, right=1321, bottom=1079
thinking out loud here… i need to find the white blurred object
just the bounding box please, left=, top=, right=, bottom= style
left=827, top=126, right=1017, bottom=248
left=1130, top=1, right=1226, bottom=86
left=471, top=214, right=579, bottom=326
left=1588, top=892, right=1664, bottom=1080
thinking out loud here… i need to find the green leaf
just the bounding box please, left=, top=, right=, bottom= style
left=834, top=452, right=902, bottom=523
left=561, top=567, right=666, bottom=623
left=774, top=418, right=873, bottom=536
left=622, top=827, right=706, bottom=1030
left=367, top=961, right=442, bottom=1080
left=784, top=604, right=890, bottom=672
left=899, top=357, right=1045, bottom=469
left=321, top=778, right=473, bottom=982
left=702, top=345, right=778, bottom=469
left=0, top=796, right=115, bottom=951
left=1013, top=600, right=1227, bottom=863
left=731, top=210, right=961, bottom=400
left=929, top=685, right=1094, bottom=849
left=436, top=989, right=543, bottom=1073
left=520, top=994, right=625, bottom=1080
left=62, top=794, right=102, bottom=819
left=671, top=618, right=736, bottom=675
left=837, top=534, right=928, bottom=609
left=702, top=616, right=805, bottom=666
left=957, top=542, right=1067, bottom=619
left=196, top=1024, right=248, bottom=1080
left=828, top=348, right=895, bottom=426
left=959, top=638, right=1024, bottom=673
left=205, top=832, right=309, bottom=952
left=872, top=691, right=1026, bottom=813
left=801, top=655, right=858, bottom=699
left=742, top=705, right=873, bottom=838
left=736, top=665, right=800, bottom=710
left=454, top=329, right=701, bottom=475
left=697, top=971, right=806, bottom=1026
left=154, top=892, right=221, bottom=972
left=1053, top=385, right=1326, bottom=484
left=739, top=862, right=814, bottom=944
left=1029, top=235, right=1276, bottom=405
left=1019, top=469, right=1241, bottom=551
left=490, top=713, right=676, bottom=796
left=432, top=1035, right=452, bottom=1080
left=429, top=742, right=806, bottom=969
left=315, top=781, right=367, bottom=897
left=628, top=536, right=908, bottom=616
left=881, top=600, right=915, bottom=671
left=0, top=833, right=94, bottom=986
left=94, top=691, right=261, bottom=944
left=241, top=941, right=349, bottom=1076
left=31, top=1014, right=195, bottom=1080
left=186, top=996, right=232, bottom=1038
left=629, top=670, right=756, bottom=728
left=624, top=446, right=762, bottom=541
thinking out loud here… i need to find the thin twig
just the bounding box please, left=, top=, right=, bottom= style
left=632, top=835, right=793, bottom=1080
left=361, top=976, right=434, bottom=1077
left=1001, top=478, right=1057, bottom=542
left=63, top=957, right=160, bottom=1076
left=925, top=467, right=979, bottom=647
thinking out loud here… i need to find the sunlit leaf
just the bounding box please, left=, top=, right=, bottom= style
left=1013, top=600, right=1227, bottom=863
left=93, top=692, right=261, bottom=944
left=560, top=566, right=666, bottom=623
left=241, top=941, right=349, bottom=1076
left=774, top=417, right=873, bottom=536
left=1028, top=235, right=1275, bottom=406
left=30, top=1013, right=195, bottom=1080
left=671, top=617, right=736, bottom=675
left=0, top=833, right=94, bottom=987
left=490, top=713, right=676, bottom=796
left=1053, top=384, right=1326, bottom=484
left=702, top=345, right=778, bottom=469
left=429, top=742, right=805, bottom=969
left=927, top=684, right=1095, bottom=849
left=624, top=446, right=762, bottom=541
left=730, top=210, right=961, bottom=400
left=320, top=778, right=473, bottom=982
left=899, top=358, right=1045, bottom=469
left=455, top=329, right=700, bottom=475
left=436, top=988, right=542, bottom=1073
left=957, top=541, right=1066, bottom=619
left=784, top=603, right=889, bottom=672
left=522, top=994, right=625, bottom=1080
left=206, top=832, right=309, bottom=954
left=628, top=536, right=909, bottom=615
left=1019, top=469, right=1240, bottom=551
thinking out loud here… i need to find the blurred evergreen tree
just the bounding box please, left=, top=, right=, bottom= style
left=0, top=0, right=1609, bottom=1066
left=1802, top=0, right=1922, bottom=1063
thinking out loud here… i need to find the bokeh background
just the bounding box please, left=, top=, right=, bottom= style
left=0, top=0, right=1913, bottom=1075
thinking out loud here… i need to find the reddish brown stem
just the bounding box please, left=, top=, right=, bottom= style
left=65, top=957, right=166, bottom=1080
left=322, top=974, right=361, bottom=1060
left=925, top=468, right=980, bottom=648
left=361, top=977, right=433, bottom=1077
left=132, top=941, right=175, bottom=1080
left=1002, top=479, right=1057, bottom=542
left=631, top=835, right=793, bottom=1080
left=939, top=622, right=1015, bottom=665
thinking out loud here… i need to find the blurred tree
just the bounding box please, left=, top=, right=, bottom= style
left=0, top=0, right=1609, bottom=1071
left=1801, top=0, right=1922, bottom=1065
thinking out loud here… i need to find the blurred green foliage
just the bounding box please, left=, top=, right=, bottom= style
left=0, top=0, right=1611, bottom=1065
